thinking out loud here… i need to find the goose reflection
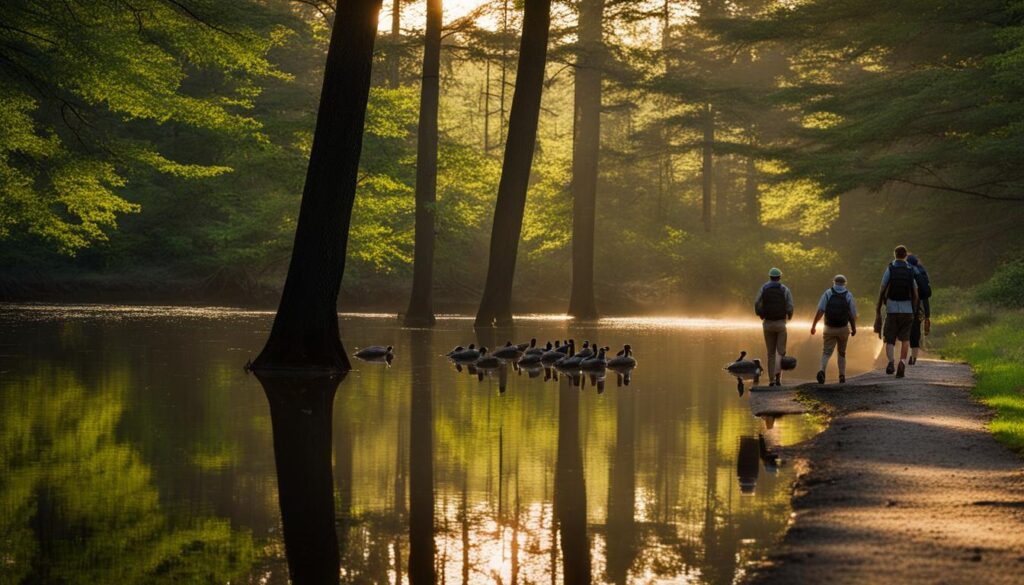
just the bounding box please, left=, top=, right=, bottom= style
left=256, top=372, right=343, bottom=585
left=556, top=375, right=591, bottom=583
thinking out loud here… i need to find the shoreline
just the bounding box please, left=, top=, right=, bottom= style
left=744, top=359, right=1024, bottom=584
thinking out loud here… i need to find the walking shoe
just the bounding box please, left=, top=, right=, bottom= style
left=816, top=370, right=826, bottom=384
left=909, top=356, right=917, bottom=365
left=839, top=374, right=846, bottom=384
left=896, top=361, right=906, bottom=378
left=774, top=373, right=781, bottom=386
left=885, top=361, right=895, bottom=375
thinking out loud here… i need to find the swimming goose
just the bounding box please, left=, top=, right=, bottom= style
left=525, top=341, right=550, bottom=356
left=475, top=348, right=501, bottom=370
left=447, top=343, right=474, bottom=357
left=541, top=340, right=570, bottom=364
left=493, top=342, right=523, bottom=360
left=726, top=356, right=763, bottom=377
left=608, top=345, right=636, bottom=369
left=516, top=338, right=537, bottom=352
left=575, top=341, right=594, bottom=360
left=518, top=351, right=543, bottom=366
left=355, top=345, right=393, bottom=360
left=451, top=345, right=482, bottom=362
left=556, top=339, right=574, bottom=354
left=581, top=347, right=610, bottom=370
left=555, top=347, right=584, bottom=370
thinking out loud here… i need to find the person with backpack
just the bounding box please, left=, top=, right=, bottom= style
left=907, top=254, right=932, bottom=365
left=754, top=267, right=794, bottom=386
left=876, top=245, right=920, bottom=378
left=810, top=274, right=858, bottom=384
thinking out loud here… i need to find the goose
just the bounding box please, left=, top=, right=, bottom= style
left=726, top=355, right=763, bottom=377
left=354, top=345, right=393, bottom=360
left=515, top=338, right=537, bottom=352
left=447, top=343, right=474, bottom=357
left=475, top=348, right=501, bottom=370
left=555, top=348, right=584, bottom=370
left=608, top=345, right=637, bottom=369
left=525, top=341, right=550, bottom=356
left=518, top=351, right=543, bottom=366
left=581, top=347, right=610, bottom=370
left=451, top=345, right=482, bottom=362
left=556, top=339, right=574, bottom=354
left=492, top=342, right=523, bottom=360
left=575, top=341, right=594, bottom=360
left=543, top=340, right=573, bottom=363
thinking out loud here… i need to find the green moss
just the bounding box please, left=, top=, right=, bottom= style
left=934, top=307, right=1024, bottom=454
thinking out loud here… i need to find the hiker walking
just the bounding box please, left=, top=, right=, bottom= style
left=811, top=274, right=857, bottom=384
left=754, top=267, right=794, bottom=386
left=907, top=254, right=932, bottom=365
left=876, top=245, right=919, bottom=378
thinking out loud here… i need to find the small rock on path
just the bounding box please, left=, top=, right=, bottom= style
left=745, top=359, right=1024, bottom=585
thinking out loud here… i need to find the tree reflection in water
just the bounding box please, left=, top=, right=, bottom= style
left=258, top=372, right=342, bottom=585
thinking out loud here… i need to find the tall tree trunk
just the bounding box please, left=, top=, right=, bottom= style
left=408, top=330, right=436, bottom=583
left=567, top=0, right=604, bottom=320
left=745, top=154, right=759, bottom=227
left=404, top=0, right=442, bottom=326
left=714, top=154, right=728, bottom=223
left=555, top=376, right=591, bottom=583
left=258, top=374, right=342, bottom=585
left=388, top=0, right=401, bottom=88
left=252, top=0, right=382, bottom=372
left=701, top=102, right=714, bottom=233
left=474, top=0, right=553, bottom=327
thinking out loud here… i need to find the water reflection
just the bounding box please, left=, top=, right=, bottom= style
left=259, top=373, right=342, bottom=585
left=0, top=309, right=881, bottom=584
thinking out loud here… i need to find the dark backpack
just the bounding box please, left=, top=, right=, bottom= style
left=760, top=283, right=788, bottom=320
left=915, top=265, right=932, bottom=300
left=824, top=288, right=850, bottom=327
left=886, top=262, right=914, bottom=302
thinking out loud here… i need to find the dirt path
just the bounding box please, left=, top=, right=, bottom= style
left=746, top=359, right=1024, bottom=585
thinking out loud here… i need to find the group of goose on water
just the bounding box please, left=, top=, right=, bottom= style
left=446, top=338, right=637, bottom=372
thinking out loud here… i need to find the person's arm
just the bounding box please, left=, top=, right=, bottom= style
left=848, top=294, right=858, bottom=335
left=877, top=268, right=890, bottom=314
left=923, top=297, right=931, bottom=319
left=811, top=310, right=824, bottom=334
left=754, top=287, right=764, bottom=316
left=912, top=281, right=920, bottom=315
left=785, top=287, right=795, bottom=320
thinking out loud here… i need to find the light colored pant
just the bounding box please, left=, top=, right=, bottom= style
left=762, top=319, right=788, bottom=379
left=820, top=326, right=850, bottom=376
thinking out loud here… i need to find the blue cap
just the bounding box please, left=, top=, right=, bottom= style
left=768, top=267, right=782, bottom=278
left=907, top=254, right=919, bottom=266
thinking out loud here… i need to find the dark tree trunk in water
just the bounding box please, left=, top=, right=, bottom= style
left=606, top=388, right=637, bottom=585
left=567, top=0, right=604, bottom=320
left=555, top=377, right=591, bottom=583
left=701, top=102, right=714, bottom=233
left=474, top=0, right=552, bottom=327
left=404, top=0, right=442, bottom=326
left=252, top=0, right=382, bottom=372
left=408, top=330, right=436, bottom=583
left=745, top=155, right=760, bottom=227
left=258, top=374, right=343, bottom=585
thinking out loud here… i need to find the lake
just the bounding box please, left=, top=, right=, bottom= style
left=0, top=304, right=881, bottom=584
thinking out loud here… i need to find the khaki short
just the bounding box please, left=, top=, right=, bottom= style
left=883, top=313, right=914, bottom=343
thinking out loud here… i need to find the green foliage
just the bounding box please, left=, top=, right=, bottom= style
left=976, top=261, right=1024, bottom=308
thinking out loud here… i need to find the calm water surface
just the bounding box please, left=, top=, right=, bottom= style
left=0, top=305, right=881, bottom=584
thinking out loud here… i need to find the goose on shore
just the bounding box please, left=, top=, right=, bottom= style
left=608, top=345, right=636, bottom=369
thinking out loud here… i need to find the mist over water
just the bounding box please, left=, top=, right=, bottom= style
left=0, top=306, right=881, bottom=584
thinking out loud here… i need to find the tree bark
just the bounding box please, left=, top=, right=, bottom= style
left=404, top=0, right=442, bottom=326
left=258, top=373, right=342, bottom=585
left=567, top=0, right=604, bottom=320
left=745, top=154, right=760, bottom=227
left=701, top=102, right=714, bottom=233
left=474, top=0, right=552, bottom=327
left=388, top=0, right=401, bottom=88
left=252, top=0, right=382, bottom=372
left=408, top=330, right=436, bottom=584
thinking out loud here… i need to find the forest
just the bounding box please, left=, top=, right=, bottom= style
left=3, top=0, right=1023, bottom=317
